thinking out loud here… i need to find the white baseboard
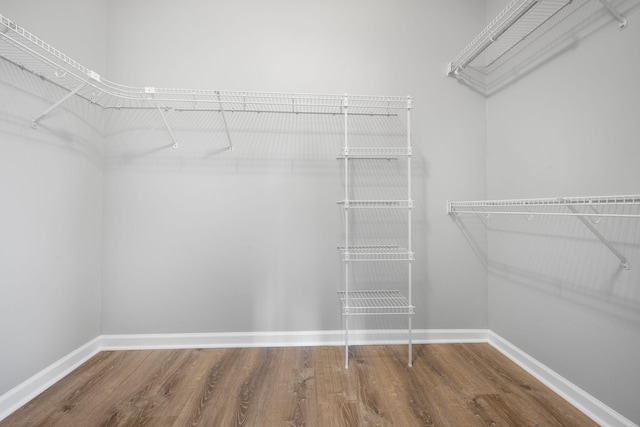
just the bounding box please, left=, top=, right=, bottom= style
left=0, top=337, right=102, bottom=422
left=489, top=331, right=637, bottom=427
left=99, top=328, right=489, bottom=350
left=1, top=329, right=635, bottom=427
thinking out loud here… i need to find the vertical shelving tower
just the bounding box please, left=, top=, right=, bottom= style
left=338, top=95, right=414, bottom=369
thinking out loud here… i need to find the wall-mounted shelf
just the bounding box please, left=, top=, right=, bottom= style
left=0, top=12, right=407, bottom=115
left=447, top=0, right=574, bottom=76
left=0, top=12, right=409, bottom=153
left=447, top=195, right=640, bottom=218
left=447, top=0, right=630, bottom=95
left=448, top=195, right=640, bottom=270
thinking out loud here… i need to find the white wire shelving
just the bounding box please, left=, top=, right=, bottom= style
left=446, top=0, right=630, bottom=93
left=447, top=195, right=640, bottom=218
left=338, top=147, right=413, bottom=158
left=1, top=12, right=416, bottom=367
left=337, top=200, right=414, bottom=209
left=448, top=195, right=640, bottom=270
left=339, top=93, right=414, bottom=369
left=338, top=246, right=415, bottom=262
left=447, top=0, right=574, bottom=76
left=0, top=12, right=409, bottom=150
left=337, top=290, right=415, bottom=315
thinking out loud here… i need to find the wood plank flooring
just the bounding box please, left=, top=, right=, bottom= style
left=0, top=344, right=598, bottom=426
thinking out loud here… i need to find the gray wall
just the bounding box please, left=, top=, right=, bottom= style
left=483, top=0, right=640, bottom=423
left=101, top=0, right=488, bottom=334
left=0, top=1, right=106, bottom=395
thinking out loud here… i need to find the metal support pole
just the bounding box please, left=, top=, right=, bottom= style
left=407, top=96, right=413, bottom=368
left=598, top=0, right=628, bottom=29
left=32, top=82, right=86, bottom=128
left=156, top=104, right=179, bottom=149
left=567, top=205, right=630, bottom=269
left=216, top=92, right=234, bottom=151
left=343, top=94, right=350, bottom=370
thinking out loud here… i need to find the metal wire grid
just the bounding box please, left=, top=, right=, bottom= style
left=338, top=245, right=414, bottom=261
left=448, top=195, right=640, bottom=218
left=338, top=200, right=414, bottom=209
left=0, top=13, right=410, bottom=115
left=337, top=290, right=414, bottom=315
left=447, top=0, right=572, bottom=74
left=338, top=147, right=412, bottom=158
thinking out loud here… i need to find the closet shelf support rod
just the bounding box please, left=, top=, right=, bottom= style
left=155, top=104, right=178, bottom=149
left=32, top=82, right=86, bottom=128
left=598, top=0, right=628, bottom=29
left=216, top=92, right=234, bottom=152
left=567, top=205, right=629, bottom=269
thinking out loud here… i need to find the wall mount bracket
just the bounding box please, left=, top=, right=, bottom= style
left=31, top=82, right=86, bottom=128
left=597, top=0, right=628, bottom=29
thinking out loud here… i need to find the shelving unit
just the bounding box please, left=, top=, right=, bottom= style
left=0, top=12, right=407, bottom=146
left=0, top=13, right=416, bottom=368
left=447, top=195, right=640, bottom=218
left=446, top=0, right=630, bottom=94
left=339, top=96, right=414, bottom=369
left=448, top=195, right=640, bottom=270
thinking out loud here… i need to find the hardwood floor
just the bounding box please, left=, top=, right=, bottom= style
left=0, top=344, right=597, bottom=426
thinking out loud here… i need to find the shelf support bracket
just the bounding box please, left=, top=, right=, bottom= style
left=155, top=104, right=179, bottom=149
left=32, top=82, right=86, bottom=128
left=216, top=92, right=234, bottom=152
left=567, top=205, right=630, bottom=269
left=598, top=0, right=628, bottom=29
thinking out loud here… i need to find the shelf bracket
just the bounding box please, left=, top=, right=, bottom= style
left=598, top=0, right=628, bottom=29
left=32, top=82, right=86, bottom=128
left=567, top=205, right=629, bottom=269
left=216, top=92, right=234, bottom=152
left=155, top=104, right=179, bottom=149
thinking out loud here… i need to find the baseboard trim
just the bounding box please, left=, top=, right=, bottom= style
left=99, top=328, right=489, bottom=350
left=0, top=337, right=102, bottom=422
left=489, top=331, right=637, bottom=427
left=1, top=329, right=634, bottom=427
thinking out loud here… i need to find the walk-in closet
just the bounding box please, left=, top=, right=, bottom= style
left=1, top=0, right=639, bottom=425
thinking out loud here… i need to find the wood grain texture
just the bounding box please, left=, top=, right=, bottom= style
left=0, top=344, right=598, bottom=426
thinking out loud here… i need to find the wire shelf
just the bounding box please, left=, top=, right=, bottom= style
left=447, top=0, right=631, bottom=95
left=338, top=245, right=414, bottom=261
left=338, top=147, right=412, bottom=158
left=447, top=0, right=573, bottom=75
left=448, top=195, right=640, bottom=218
left=0, top=13, right=410, bottom=115
left=337, top=290, right=414, bottom=315
left=338, top=200, right=414, bottom=209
